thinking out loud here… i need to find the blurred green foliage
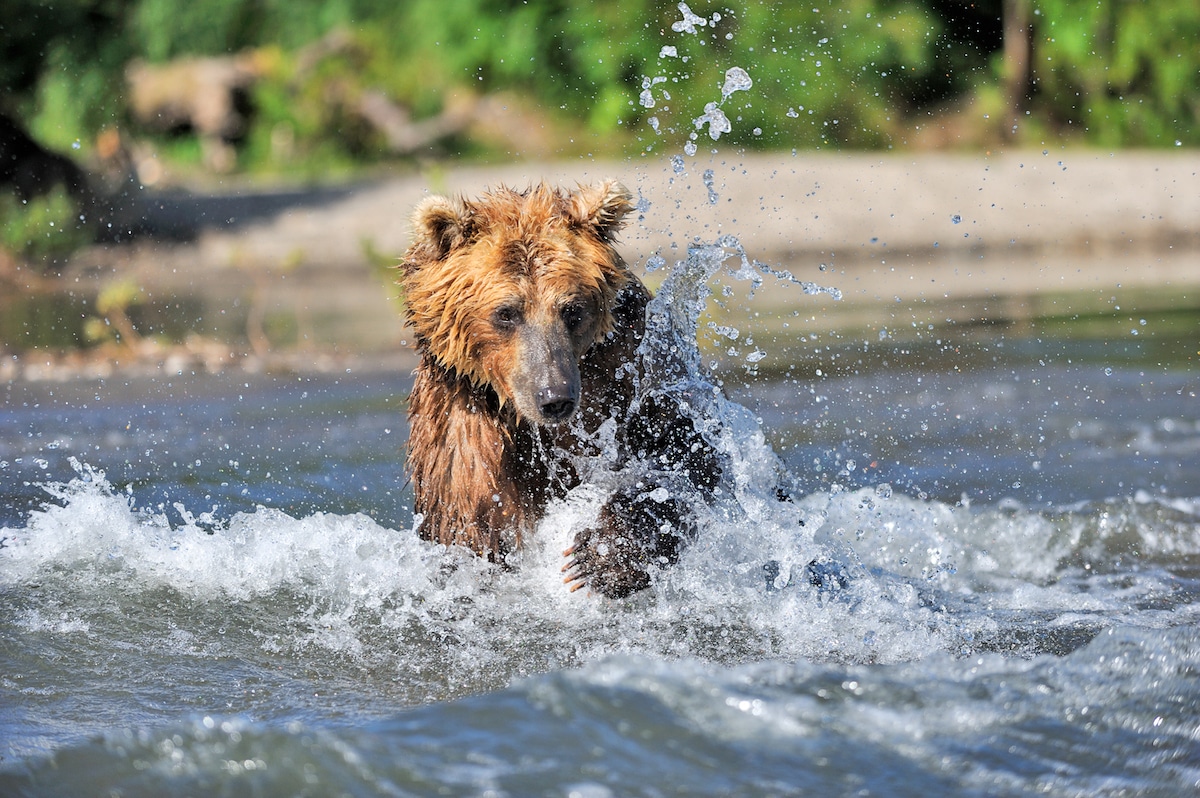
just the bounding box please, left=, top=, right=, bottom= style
left=1030, top=0, right=1200, bottom=146
left=0, top=188, right=92, bottom=264
left=1, top=0, right=1197, bottom=177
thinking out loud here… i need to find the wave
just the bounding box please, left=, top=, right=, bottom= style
left=5, top=625, right=1198, bottom=797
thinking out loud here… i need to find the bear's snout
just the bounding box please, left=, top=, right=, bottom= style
left=525, top=368, right=580, bottom=424
left=512, top=324, right=582, bottom=426
left=537, top=385, right=577, bottom=422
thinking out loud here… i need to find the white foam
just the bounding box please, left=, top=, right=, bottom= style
left=4, top=451, right=1197, bottom=669
left=5, top=473, right=404, bottom=598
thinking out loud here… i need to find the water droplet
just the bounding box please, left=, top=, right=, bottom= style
left=702, top=168, right=718, bottom=205
left=875, top=483, right=893, bottom=499
left=720, top=66, right=753, bottom=100
left=951, top=214, right=962, bottom=224
left=639, top=75, right=667, bottom=109
left=1104, top=367, right=1113, bottom=376
left=693, top=102, right=731, bottom=141
left=671, top=2, right=708, bottom=34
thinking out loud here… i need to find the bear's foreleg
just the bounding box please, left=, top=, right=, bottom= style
left=561, top=391, right=721, bottom=598
left=561, top=483, right=692, bottom=598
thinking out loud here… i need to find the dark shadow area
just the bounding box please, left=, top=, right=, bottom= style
left=2, top=110, right=366, bottom=247
left=111, top=181, right=365, bottom=242
left=0, top=113, right=94, bottom=206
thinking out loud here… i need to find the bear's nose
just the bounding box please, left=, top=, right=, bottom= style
left=537, top=386, right=577, bottom=422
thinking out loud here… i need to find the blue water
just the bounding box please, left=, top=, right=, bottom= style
left=2, top=243, right=1199, bottom=796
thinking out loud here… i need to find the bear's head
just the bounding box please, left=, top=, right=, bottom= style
left=400, top=180, right=635, bottom=426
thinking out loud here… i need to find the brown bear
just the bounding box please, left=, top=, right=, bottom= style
left=398, top=180, right=720, bottom=598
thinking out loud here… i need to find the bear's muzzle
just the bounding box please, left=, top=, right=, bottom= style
left=513, top=323, right=582, bottom=426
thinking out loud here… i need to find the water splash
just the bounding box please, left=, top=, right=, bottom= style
left=639, top=75, right=667, bottom=108
left=721, top=66, right=753, bottom=100
left=702, top=168, right=719, bottom=204
left=671, top=2, right=709, bottom=34
left=693, top=102, right=732, bottom=141
left=646, top=5, right=752, bottom=158
left=696, top=235, right=843, bottom=301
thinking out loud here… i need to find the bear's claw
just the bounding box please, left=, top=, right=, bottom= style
left=561, top=528, right=653, bottom=598
left=561, top=545, right=591, bottom=592
left=560, top=486, right=692, bottom=598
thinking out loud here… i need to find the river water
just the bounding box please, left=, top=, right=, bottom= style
left=2, top=242, right=1199, bottom=796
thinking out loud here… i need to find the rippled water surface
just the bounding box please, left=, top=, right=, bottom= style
left=2, top=246, right=1199, bottom=796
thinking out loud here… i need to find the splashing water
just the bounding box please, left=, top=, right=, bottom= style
left=671, top=2, right=709, bottom=34
left=684, top=69, right=750, bottom=145
left=694, top=102, right=732, bottom=141
left=2, top=240, right=1199, bottom=794
left=702, top=168, right=719, bottom=204
left=639, top=75, right=667, bottom=108
left=647, top=5, right=751, bottom=157
left=721, top=66, right=753, bottom=99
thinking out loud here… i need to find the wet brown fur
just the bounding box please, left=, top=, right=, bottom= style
left=399, top=181, right=716, bottom=596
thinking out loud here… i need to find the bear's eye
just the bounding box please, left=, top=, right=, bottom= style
left=561, top=301, right=590, bottom=332
left=492, top=305, right=523, bottom=330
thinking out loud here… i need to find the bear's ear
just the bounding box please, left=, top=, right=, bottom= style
left=568, top=180, right=634, bottom=241
left=409, top=195, right=474, bottom=262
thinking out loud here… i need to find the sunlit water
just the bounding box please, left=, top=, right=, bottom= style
left=2, top=242, right=1199, bottom=796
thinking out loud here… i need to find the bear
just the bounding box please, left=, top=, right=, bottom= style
left=397, top=180, right=720, bottom=598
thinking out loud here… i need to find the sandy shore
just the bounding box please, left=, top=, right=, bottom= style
left=10, top=149, right=1198, bottom=379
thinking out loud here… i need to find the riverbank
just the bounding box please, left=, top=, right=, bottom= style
left=4, top=149, right=1198, bottom=380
